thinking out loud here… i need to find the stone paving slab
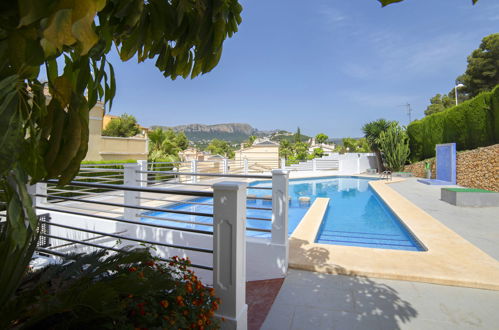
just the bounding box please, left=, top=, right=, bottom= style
left=389, top=178, right=499, bottom=260
left=262, top=269, right=499, bottom=330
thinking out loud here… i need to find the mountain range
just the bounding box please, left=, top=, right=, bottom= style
left=150, top=123, right=278, bottom=143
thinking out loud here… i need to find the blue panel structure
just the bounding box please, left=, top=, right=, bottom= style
left=418, top=143, right=456, bottom=185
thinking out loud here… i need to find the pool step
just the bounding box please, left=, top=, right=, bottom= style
left=318, top=229, right=415, bottom=249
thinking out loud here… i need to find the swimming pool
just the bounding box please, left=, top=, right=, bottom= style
left=140, top=176, right=423, bottom=251
left=285, top=176, right=424, bottom=251
left=141, top=191, right=310, bottom=238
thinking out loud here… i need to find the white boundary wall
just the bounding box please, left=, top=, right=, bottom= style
left=36, top=211, right=288, bottom=284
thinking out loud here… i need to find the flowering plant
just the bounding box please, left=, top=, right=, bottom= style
left=121, top=255, right=221, bottom=329
left=2, top=248, right=221, bottom=329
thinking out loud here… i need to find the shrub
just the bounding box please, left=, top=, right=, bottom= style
left=377, top=123, right=410, bottom=172
left=2, top=249, right=220, bottom=329
left=407, top=86, right=499, bottom=161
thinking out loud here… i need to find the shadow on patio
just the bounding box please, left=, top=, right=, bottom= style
left=262, top=238, right=419, bottom=329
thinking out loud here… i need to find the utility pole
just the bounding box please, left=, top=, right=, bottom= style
left=397, top=103, right=413, bottom=125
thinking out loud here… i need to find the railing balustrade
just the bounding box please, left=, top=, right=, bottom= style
left=27, top=162, right=290, bottom=330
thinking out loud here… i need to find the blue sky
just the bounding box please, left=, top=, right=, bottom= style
left=106, top=0, right=499, bottom=137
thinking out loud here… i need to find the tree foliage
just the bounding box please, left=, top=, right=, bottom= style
left=424, top=93, right=456, bottom=116
left=0, top=0, right=242, bottom=311
left=376, top=123, right=410, bottom=172
left=457, top=33, right=499, bottom=97
left=424, top=32, right=497, bottom=116
left=279, top=139, right=294, bottom=160
left=206, top=139, right=234, bottom=158
left=378, top=0, right=478, bottom=6
left=148, top=128, right=189, bottom=162
left=362, top=119, right=395, bottom=171
left=342, top=137, right=371, bottom=153
left=102, top=113, right=140, bottom=137
left=315, top=133, right=329, bottom=144
left=243, top=135, right=257, bottom=148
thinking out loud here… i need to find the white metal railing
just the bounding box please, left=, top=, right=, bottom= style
left=283, top=153, right=377, bottom=174
left=30, top=165, right=290, bottom=329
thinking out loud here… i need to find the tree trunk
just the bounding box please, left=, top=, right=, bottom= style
left=374, top=148, right=385, bottom=172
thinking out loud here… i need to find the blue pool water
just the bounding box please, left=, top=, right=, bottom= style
left=288, top=176, right=424, bottom=251
left=141, top=187, right=309, bottom=238
left=140, top=177, right=424, bottom=251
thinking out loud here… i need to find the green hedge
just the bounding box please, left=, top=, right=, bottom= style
left=407, top=86, right=499, bottom=161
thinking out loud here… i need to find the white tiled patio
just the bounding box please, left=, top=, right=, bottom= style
left=262, top=269, right=499, bottom=330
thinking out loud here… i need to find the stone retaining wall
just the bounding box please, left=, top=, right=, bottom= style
left=404, top=144, right=499, bottom=192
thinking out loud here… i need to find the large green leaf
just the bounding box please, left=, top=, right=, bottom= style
left=71, top=1, right=100, bottom=55
left=17, top=0, right=53, bottom=27
left=41, top=9, right=76, bottom=55
left=0, top=77, right=22, bottom=177
left=378, top=0, right=404, bottom=6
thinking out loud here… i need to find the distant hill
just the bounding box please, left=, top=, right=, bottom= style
left=151, top=123, right=266, bottom=143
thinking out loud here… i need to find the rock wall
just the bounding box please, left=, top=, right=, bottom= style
left=404, top=144, right=499, bottom=192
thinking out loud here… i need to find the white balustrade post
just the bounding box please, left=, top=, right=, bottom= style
left=243, top=159, right=248, bottom=175
left=137, top=160, right=148, bottom=187
left=312, top=158, right=317, bottom=171
left=271, top=169, right=289, bottom=271
left=357, top=155, right=361, bottom=174
left=191, top=160, right=198, bottom=183
left=27, top=181, right=47, bottom=209
left=123, top=164, right=140, bottom=221
left=280, top=157, right=286, bottom=169
left=213, top=182, right=247, bottom=330
left=223, top=158, right=229, bottom=175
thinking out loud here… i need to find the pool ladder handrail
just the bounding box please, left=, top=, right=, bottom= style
left=380, top=170, right=392, bottom=181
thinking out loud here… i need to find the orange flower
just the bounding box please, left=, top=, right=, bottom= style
left=183, top=310, right=189, bottom=316
left=197, top=319, right=203, bottom=326
left=128, top=266, right=137, bottom=272
left=176, top=296, right=183, bottom=302
left=209, top=288, right=215, bottom=297
left=145, top=260, right=155, bottom=267
left=186, top=285, right=193, bottom=293
left=160, top=300, right=169, bottom=308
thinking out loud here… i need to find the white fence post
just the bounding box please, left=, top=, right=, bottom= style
left=137, top=160, right=147, bottom=187
left=271, top=169, right=289, bottom=272
left=191, top=160, right=198, bottom=183
left=243, top=159, right=248, bottom=175
left=27, top=182, right=47, bottom=211
left=123, top=164, right=139, bottom=221
left=223, top=158, right=229, bottom=175
left=213, top=182, right=247, bottom=330
left=312, top=158, right=317, bottom=171
left=280, top=158, right=286, bottom=169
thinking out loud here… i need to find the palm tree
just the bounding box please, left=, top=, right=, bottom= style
left=362, top=119, right=393, bottom=172
left=148, top=128, right=181, bottom=163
